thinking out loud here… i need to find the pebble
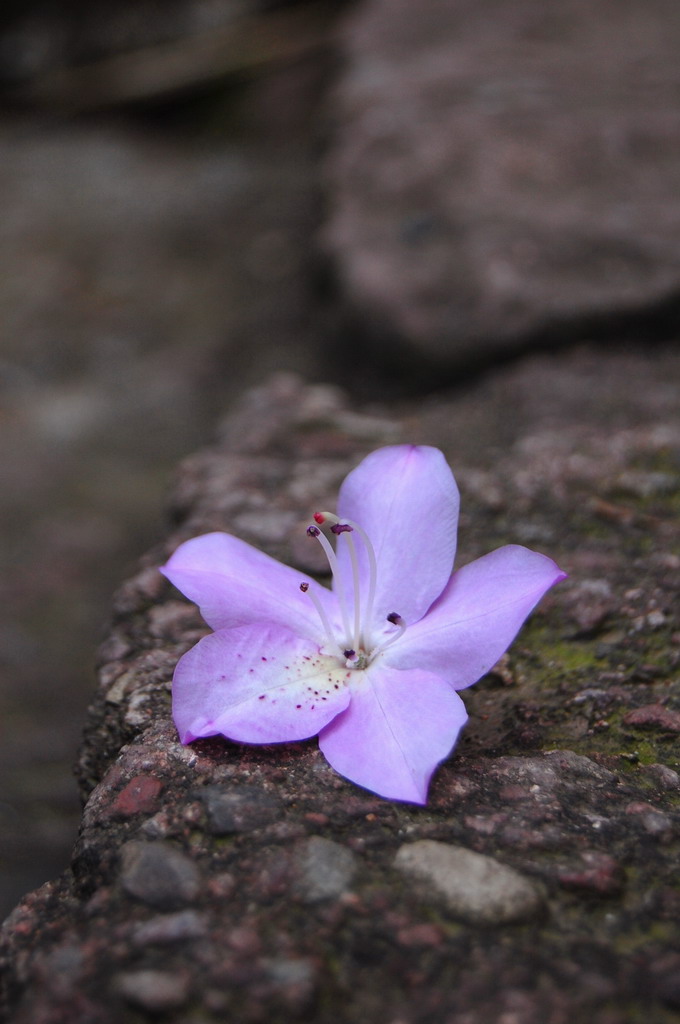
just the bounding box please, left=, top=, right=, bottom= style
left=115, top=969, right=190, bottom=1012
left=119, top=840, right=200, bottom=910
left=490, top=751, right=616, bottom=793
left=147, top=600, right=203, bottom=639
left=131, top=909, right=207, bottom=946
left=109, top=775, right=163, bottom=818
left=557, top=850, right=625, bottom=896
left=264, top=957, right=316, bottom=988
left=199, top=784, right=283, bottom=834
left=262, top=957, right=317, bottom=1010
left=622, top=704, right=680, bottom=732
left=293, top=836, right=358, bottom=903
left=394, top=840, right=545, bottom=925
left=624, top=802, right=673, bottom=837
left=395, top=923, right=444, bottom=948
left=644, top=764, right=680, bottom=791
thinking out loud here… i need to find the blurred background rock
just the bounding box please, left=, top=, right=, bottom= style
left=0, top=0, right=344, bottom=918
left=1, top=0, right=679, bottom=919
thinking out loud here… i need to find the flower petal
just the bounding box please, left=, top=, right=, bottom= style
left=335, top=445, right=460, bottom=632
left=172, top=624, right=351, bottom=744
left=318, top=665, right=468, bottom=803
left=385, top=545, right=566, bottom=688
left=160, top=532, right=338, bottom=643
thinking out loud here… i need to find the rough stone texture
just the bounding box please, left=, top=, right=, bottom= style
left=119, top=841, right=201, bottom=910
left=323, top=0, right=680, bottom=362
left=394, top=840, right=545, bottom=925
left=199, top=784, right=285, bottom=834
left=1, top=360, right=679, bottom=1023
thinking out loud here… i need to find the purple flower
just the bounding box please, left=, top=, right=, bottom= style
left=160, top=445, right=566, bottom=804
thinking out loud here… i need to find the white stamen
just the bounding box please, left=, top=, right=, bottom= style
left=299, top=582, right=341, bottom=654
left=307, top=526, right=353, bottom=644
left=339, top=527, right=362, bottom=652
left=324, top=512, right=378, bottom=649
left=341, top=517, right=378, bottom=641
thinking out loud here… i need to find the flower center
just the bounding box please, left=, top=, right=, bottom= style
left=300, top=512, right=406, bottom=669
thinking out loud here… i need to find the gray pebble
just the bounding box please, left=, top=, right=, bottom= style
left=119, top=840, right=200, bottom=910
left=115, top=969, right=190, bottom=1011
left=644, top=764, right=680, bottom=791
left=199, top=784, right=283, bottom=834
left=293, top=836, right=357, bottom=903
left=265, top=957, right=316, bottom=988
left=395, top=840, right=545, bottom=925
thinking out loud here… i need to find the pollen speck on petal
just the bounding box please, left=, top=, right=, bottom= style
left=172, top=624, right=350, bottom=745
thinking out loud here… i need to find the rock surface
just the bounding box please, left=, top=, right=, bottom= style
left=324, top=0, right=680, bottom=362
left=1, top=361, right=679, bottom=1023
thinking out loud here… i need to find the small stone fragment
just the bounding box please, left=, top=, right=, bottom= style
left=199, top=784, right=283, bottom=834
left=119, top=840, right=200, bottom=910
left=113, top=566, right=165, bottom=616
left=110, top=775, right=163, bottom=818
left=624, top=802, right=673, bottom=837
left=226, top=925, right=261, bottom=955
left=396, top=923, right=444, bottom=948
left=557, top=851, right=625, bottom=896
left=394, top=840, right=544, bottom=925
left=115, top=969, right=190, bottom=1012
left=622, top=705, right=680, bottom=732
left=147, top=600, right=203, bottom=639
left=293, top=836, right=357, bottom=903
left=644, top=764, right=680, bottom=791
left=563, top=579, right=614, bottom=633
left=131, top=910, right=207, bottom=946
left=263, top=957, right=317, bottom=1011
